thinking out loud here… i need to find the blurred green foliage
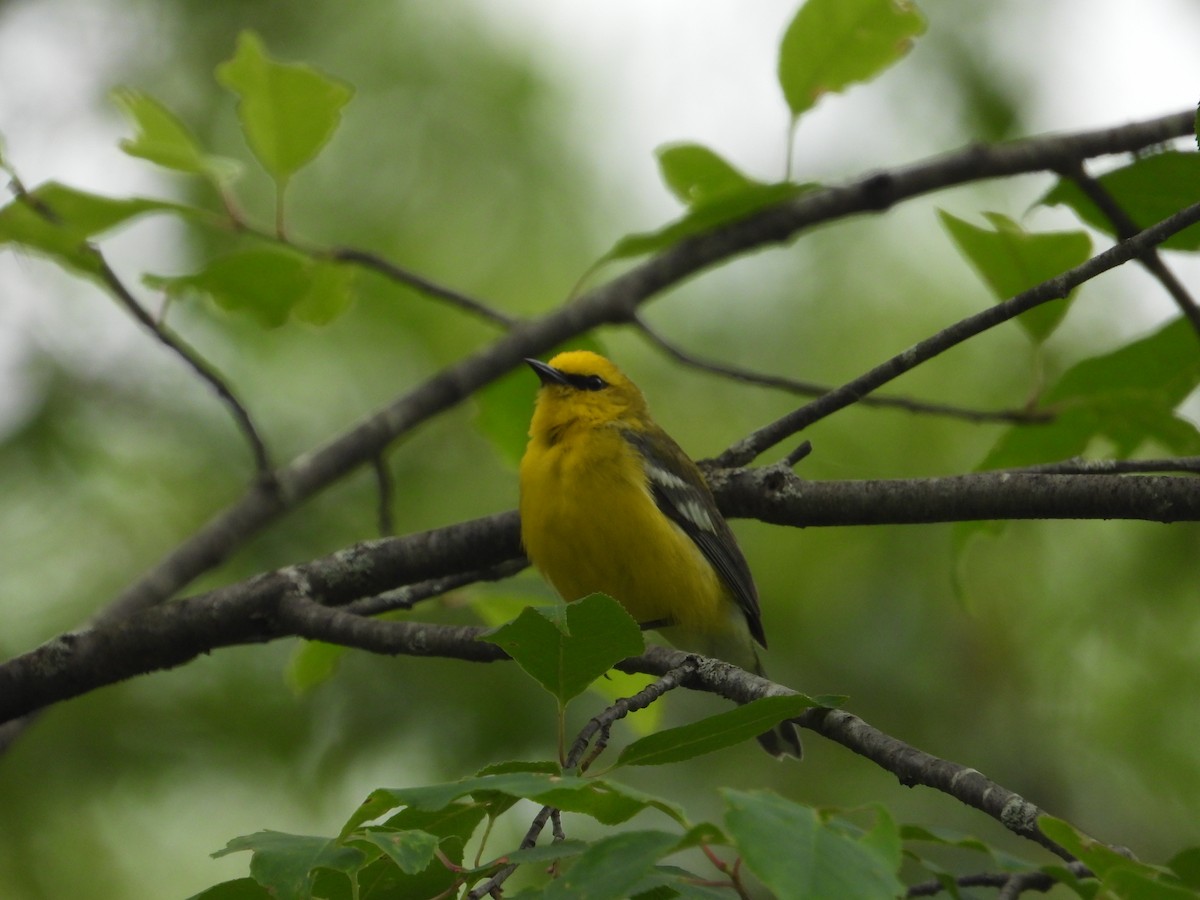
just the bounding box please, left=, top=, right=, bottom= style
left=0, top=0, right=1199, bottom=897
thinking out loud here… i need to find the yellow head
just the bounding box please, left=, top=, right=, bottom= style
left=525, top=351, right=649, bottom=440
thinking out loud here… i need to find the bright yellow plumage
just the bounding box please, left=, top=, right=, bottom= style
left=518, top=350, right=801, bottom=758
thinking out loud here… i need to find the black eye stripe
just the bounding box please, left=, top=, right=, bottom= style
left=564, top=373, right=608, bottom=391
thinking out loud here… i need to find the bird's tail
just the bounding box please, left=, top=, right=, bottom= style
left=752, top=658, right=803, bottom=759
left=661, top=622, right=803, bottom=758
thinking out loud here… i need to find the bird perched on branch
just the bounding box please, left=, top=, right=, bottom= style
left=518, top=350, right=801, bottom=758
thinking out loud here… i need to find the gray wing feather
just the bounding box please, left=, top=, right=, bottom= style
left=623, top=428, right=766, bottom=647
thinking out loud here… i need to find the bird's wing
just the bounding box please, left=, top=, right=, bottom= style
left=623, top=427, right=766, bottom=647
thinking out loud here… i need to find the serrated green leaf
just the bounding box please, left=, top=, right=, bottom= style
left=1169, top=848, right=1200, bottom=889
left=616, top=695, right=815, bottom=767
left=939, top=210, right=1091, bottom=343
left=628, top=868, right=738, bottom=900
left=724, top=790, right=904, bottom=900
left=779, top=0, right=925, bottom=119
left=498, top=839, right=589, bottom=867
left=185, top=878, right=271, bottom=900
left=1041, top=151, right=1200, bottom=251
left=292, top=258, right=356, bottom=325
left=899, top=824, right=998, bottom=856
left=1041, top=820, right=1200, bottom=898
left=354, top=828, right=439, bottom=875
left=1038, top=817, right=1138, bottom=879
left=112, top=88, right=241, bottom=185
left=367, top=805, right=485, bottom=898
left=980, top=317, right=1200, bottom=469
left=348, top=772, right=685, bottom=835
left=542, top=830, right=681, bottom=900
left=1106, top=869, right=1200, bottom=899
left=472, top=759, right=562, bottom=818
left=601, top=181, right=810, bottom=263
left=147, top=247, right=353, bottom=328
left=216, top=31, right=353, bottom=185
left=657, top=144, right=756, bottom=207
left=482, top=593, right=644, bottom=704
left=0, top=182, right=183, bottom=279
left=858, top=805, right=903, bottom=873
left=213, top=831, right=364, bottom=900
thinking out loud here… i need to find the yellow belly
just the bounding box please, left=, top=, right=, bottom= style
left=520, top=428, right=732, bottom=638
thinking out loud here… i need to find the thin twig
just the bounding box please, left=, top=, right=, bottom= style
left=633, top=312, right=1053, bottom=425
left=1061, top=160, right=1200, bottom=335
left=328, top=246, right=518, bottom=328
left=91, top=252, right=275, bottom=479
left=906, top=862, right=1093, bottom=897
left=3, top=175, right=274, bottom=478
left=467, top=660, right=700, bottom=898
left=342, top=558, right=528, bottom=617
left=719, top=197, right=1200, bottom=467
left=1002, top=455, right=1200, bottom=475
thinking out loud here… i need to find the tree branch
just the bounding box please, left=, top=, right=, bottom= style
left=1060, top=160, right=1200, bottom=335
left=0, top=591, right=1084, bottom=863
left=93, top=251, right=275, bottom=477
left=708, top=468, right=1200, bottom=526
left=6, top=468, right=1198, bottom=726
left=718, top=196, right=1200, bottom=467
left=325, top=245, right=518, bottom=328
left=633, top=312, right=1052, bottom=425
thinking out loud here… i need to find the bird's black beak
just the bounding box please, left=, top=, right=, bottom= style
left=525, top=358, right=568, bottom=386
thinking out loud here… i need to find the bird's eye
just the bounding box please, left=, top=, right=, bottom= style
left=566, top=373, right=608, bottom=392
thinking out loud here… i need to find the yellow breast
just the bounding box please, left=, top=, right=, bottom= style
left=519, top=424, right=732, bottom=638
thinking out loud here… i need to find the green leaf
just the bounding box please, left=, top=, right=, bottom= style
left=345, top=772, right=685, bottom=836
left=147, top=247, right=354, bottom=328
left=542, top=830, right=681, bottom=900
left=482, top=593, right=644, bottom=704
left=657, top=144, right=756, bottom=207
left=472, top=759, right=563, bottom=819
left=354, top=828, right=439, bottom=875
left=212, top=831, right=364, bottom=900
left=602, top=181, right=810, bottom=263
left=1040, top=817, right=1199, bottom=898
left=858, top=805, right=903, bottom=874
left=369, top=804, right=487, bottom=899
left=1041, top=151, right=1200, bottom=251
left=724, top=790, right=904, bottom=900
left=292, top=257, right=356, bottom=325
left=185, top=878, right=271, bottom=900
left=1105, top=869, right=1200, bottom=900
left=939, top=210, right=1091, bottom=343
left=112, top=88, right=241, bottom=186
left=1169, top=848, right=1200, bottom=889
left=616, top=695, right=816, bottom=767
left=779, top=0, right=926, bottom=119
left=1038, top=817, right=1142, bottom=879
left=980, top=317, right=1200, bottom=469
left=216, top=31, right=353, bottom=186
left=0, top=182, right=182, bottom=278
